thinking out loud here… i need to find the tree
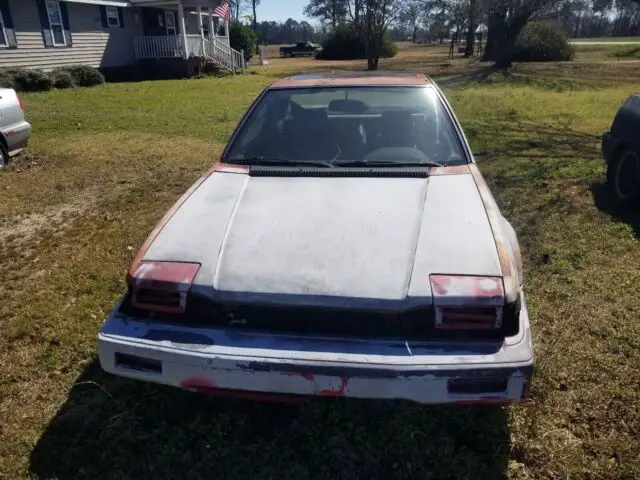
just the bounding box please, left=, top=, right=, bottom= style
left=230, top=0, right=248, bottom=21
left=482, top=0, right=568, bottom=67
left=399, top=0, right=424, bottom=42
left=349, top=0, right=404, bottom=70
left=304, top=0, right=349, bottom=28
left=251, top=0, right=260, bottom=32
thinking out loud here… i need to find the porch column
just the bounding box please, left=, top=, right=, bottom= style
left=208, top=7, right=215, bottom=40
left=225, top=16, right=229, bottom=44
left=197, top=5, right=205, bottom=55
left=177, top=1, right=189, bottom=59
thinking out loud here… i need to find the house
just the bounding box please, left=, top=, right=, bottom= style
left=0, top=0, right=245, bottom=79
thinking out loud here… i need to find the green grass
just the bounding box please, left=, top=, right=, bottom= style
left=1, top=49, right=640, bottom=479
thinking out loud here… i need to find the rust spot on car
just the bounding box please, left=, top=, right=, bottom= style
left=429, top=165, right=470, bottom=176
left=468, top=164, right=518, bottom=303
left=319, top=377, right=348, bottom=397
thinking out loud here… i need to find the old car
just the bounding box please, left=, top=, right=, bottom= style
left=0, top=88, right=31, bottom=168
left=280, top=41, right=322, bottom=57
left=99, top=72, right=533, bottom=405
left=602, top=93, right=640, bottom=203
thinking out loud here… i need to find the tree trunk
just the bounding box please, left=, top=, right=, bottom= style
left=252, top=1, right=257, bottom=31
left=465, top=0, right=476, bottom=57
left=354, top=0, right=360, bottom=24
left=412, top=25, right=417, bottom=43
left=483, top=9, right=507, bottom=61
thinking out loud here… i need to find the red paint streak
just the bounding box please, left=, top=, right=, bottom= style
left=7, top=130, right=15, bottom=137
left=182, top=378, right=303, bottom=404
left=182, top=377, right=217, bottom=389
left=319, top=377, right=348, bottom=397
left=282, top=372, right=315, bottom=381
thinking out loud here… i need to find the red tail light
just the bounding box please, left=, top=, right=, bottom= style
left=435, top=306, right=503, bottom=330
left=430, top=275, right=506, bottom=331
left=129, top=261, right=200, bottom=314
left=17, top=93, right=24, bottom=111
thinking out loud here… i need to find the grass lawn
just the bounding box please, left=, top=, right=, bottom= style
left=1, top=47, right=640, bottom=479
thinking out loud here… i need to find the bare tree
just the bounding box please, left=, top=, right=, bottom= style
left=252, top=0, right=261, bottom=32
left=399, top=0, right=424, bottom=42
left=349, top=0, right=405, bottom=70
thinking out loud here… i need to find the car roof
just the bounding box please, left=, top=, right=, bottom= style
left=268, top=71, right=434, bottom=89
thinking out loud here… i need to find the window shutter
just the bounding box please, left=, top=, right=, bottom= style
left=118, top=7, right=124, bottom=28
left=0, top=0, right=17, bottom=48
left=60, top=1, right=72, bottom=46
left=35, top=0, right=53, bottom=48
left=99, top=6, right=107, bottom=28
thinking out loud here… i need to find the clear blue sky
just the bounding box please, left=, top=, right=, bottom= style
left=255, top=0, right=310, bottom=23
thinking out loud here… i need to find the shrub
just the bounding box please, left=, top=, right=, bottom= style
left=513, top=21, right=574, bottom=62
left=316, top=25, right=397, bottom=61
left=51, top=68, right=75, bottom=89
left=67, top=65, right=105, bottom=87
left=229, top=20, right=257, bottom=62
left=13, top=69, right=53, bottom=92
left=0, top=69, right=15, bottom=89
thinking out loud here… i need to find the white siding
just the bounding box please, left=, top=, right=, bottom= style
left=0, top=0, right=139, bottom=70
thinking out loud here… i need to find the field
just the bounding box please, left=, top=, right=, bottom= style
left=1, top=44, right=640, bottom=479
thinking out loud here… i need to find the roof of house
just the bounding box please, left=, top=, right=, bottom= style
left=268, top=71, right=434, bottom=89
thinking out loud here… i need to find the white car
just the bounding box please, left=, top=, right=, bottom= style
left=99, top=72, right=533, bottom=405
left=0, top=88, right=31, bottom=168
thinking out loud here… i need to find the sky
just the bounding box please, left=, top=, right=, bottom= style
left=255, top=0, right=311, bottom=23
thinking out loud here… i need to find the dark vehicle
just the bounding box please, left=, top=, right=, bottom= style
left=280, top=42, right=322, bottom=58
left=602, top=94, right=640, bottom=203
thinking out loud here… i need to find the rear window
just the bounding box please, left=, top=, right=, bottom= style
left=224, top=86, right=468, bottom=166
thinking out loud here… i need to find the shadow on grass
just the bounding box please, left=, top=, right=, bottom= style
left=591, top=181, right=640, bottom=238
left=30, top=361, right=510, bottom=480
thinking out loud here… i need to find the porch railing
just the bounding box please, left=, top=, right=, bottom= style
left=133, top=36, right=184, bottom=60
left=134, top=35, right=245, bottom=74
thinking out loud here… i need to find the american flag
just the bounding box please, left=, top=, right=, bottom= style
left=213, top=1, right=231, bottom=20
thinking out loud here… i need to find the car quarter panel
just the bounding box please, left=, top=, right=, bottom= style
left=408, top=173, right=502, bottom=298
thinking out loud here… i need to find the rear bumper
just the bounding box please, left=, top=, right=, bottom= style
left=2, top=120, right=32, bottom=154
left=98, top=295, right=534, bottom=404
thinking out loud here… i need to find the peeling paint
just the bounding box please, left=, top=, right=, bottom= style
left=468, top=165, right=518, bottom=304
left=319, top=377, right=348, bottom=397
left=430, top=275, right=504, bottom=307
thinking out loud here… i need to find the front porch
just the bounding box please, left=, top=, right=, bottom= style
left=131, top=1, right=245, bottom=74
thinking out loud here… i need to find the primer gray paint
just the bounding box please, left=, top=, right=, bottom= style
left=144, top=171, right=503, bottom=305
left=408, top=173, right=502, bottom=296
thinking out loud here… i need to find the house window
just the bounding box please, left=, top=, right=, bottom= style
left=45, top=0, right=65, bottom=46
left=165, top=11, right=176, bottom=35
left=0, top=10, right=7, bottom=47
left=105, top=7, right=120, bottom=28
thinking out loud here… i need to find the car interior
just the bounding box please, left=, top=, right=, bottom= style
left=230, top=95, right=467, bottom=165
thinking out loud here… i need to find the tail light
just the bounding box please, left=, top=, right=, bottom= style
left=436, top=306, right=502, bottom=330
left=430, top=275, right=520, bottom=334
left=17, top=93, right=24, bottom=111
left=129, top=261, right=200, bottom=314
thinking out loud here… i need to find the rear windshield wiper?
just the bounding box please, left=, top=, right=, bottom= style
left=334, top=160, right=444, bottom=168
left=226, top=156, right=336, bottom=168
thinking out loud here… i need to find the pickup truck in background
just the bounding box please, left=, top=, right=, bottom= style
left=0, top=88, right=31, bottom=168
left=279, top=42, right=322, bottom=58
